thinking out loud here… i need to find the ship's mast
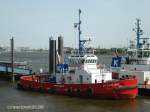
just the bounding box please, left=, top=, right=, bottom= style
left=74, top=9, right=90, bottom=54
left=78, top=9, right=82, bottom=53
left=74, top=9, right=82, bottom=54
left=133, top=18, right=143, bottom=48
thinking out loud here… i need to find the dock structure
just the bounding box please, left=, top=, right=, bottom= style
left=0, top=38, right=32, bottom=81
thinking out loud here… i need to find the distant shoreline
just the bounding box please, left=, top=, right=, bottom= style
left=0, top=47, right=125, bottom=55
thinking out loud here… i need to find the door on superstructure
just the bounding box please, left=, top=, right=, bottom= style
left=79, top=75, right=83, bottom=84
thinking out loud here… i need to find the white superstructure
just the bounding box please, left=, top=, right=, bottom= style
left=55, top=9, right=112, bottom=84
left=56, top=53, right=112, bottom=84
left=119, top=41, right=150, bottom=84
left=112, top=19, right=150, bottom=85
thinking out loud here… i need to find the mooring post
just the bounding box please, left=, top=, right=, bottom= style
left=10, top=37, right=14, bottom=82
left=58, top=36, right=64, bottom=63
left=49, top=37, right=56, bottom=75
left=49, top=37, right=52, bottom=74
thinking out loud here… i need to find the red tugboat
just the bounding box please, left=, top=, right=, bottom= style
left=19, top=74, right=137, bottom=99
left=18, top=9, right=138, bottom=99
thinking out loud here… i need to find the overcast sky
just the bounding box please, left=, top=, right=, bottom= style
left=0, top=0, right=150, bottom=49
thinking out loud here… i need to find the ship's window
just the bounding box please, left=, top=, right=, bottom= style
left=143, top=51, right=150, bottom=57
left=69, top=70, right=75, bottom=73
left=86, top=60, right=88, bottom=63
left=72, top=60, right=74, bottom=64
left=95, top=60, right=97, bottom=63
left=75, top=60, right=77, bottom=64
left=137, top=51, right=142, bottom=58
left=89, top=60, right=91, bottom=63
left=81, top=59, right=84, bottom=64
left=78, top=60, right=80, bottom=64
left=70, top=59, right=72, bottom=64
left=76, top=60, right=77, bottom=64
left=91, top=60, right=93, bottom=63
left=92, top=60, right=94, bottom=63
left=72, top=59, right=74, bottom=64
left=74, top=60, right=76, bottom=64
left=80, top=59, right=82, bottom=64
left=90, top=60, right=92, bottom=63
left=69, top=59, right=72, bottom=64
left=127, top=51, right=136, bottom=57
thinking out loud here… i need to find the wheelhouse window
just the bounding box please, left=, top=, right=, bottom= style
left=85, top=59, right=97, bottom=63
left=137, top=51, right=142, bottom=58
left=143, top=51, right=150, bottom=58
left=137, top=50, right=150, bottom=58
left=127, top=51, right=136, bottom=57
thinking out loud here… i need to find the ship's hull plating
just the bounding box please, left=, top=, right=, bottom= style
left=18, top=76, right=138, bottom=99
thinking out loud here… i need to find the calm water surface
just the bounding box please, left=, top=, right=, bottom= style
left=0, top=52, right=150, bottom=112
left=0, top=82, right=150, bottom=112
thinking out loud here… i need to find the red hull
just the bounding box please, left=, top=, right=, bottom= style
left=18, top=76, right=138, bottom=99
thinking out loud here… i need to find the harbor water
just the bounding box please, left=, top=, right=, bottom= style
left=0, top=52, right=150, bottom=112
